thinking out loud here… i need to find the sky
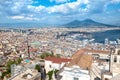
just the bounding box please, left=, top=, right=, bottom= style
left=0, top=0, right=120, bottom=25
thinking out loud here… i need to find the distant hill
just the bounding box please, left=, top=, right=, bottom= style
left=0, top=19, right=119, bottom=28
left=64, top=19, right=118, bottom=28
left=0, top=23, right=53, bottom=28
left=0, top=23, right=41, bottom=28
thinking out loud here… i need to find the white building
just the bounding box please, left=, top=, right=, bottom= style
left=45, top=57, right=71, bottom=73
left=8, top=68, right=40, bottom=80
left=110, top=48, right=120, bottom=76
left=58, top=66, right=90, bottom=80
left=11, top=64, right=23, bottom=76
left=90, top=47, right=120, bottom=80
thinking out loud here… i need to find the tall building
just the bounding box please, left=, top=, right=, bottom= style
left=11, top=64, right=23, bottom=77
left=110, top=48, right=120, bottom=76
left=11, top=64, right=16, bottom=77
left=101, top=47, right=120, bottom=80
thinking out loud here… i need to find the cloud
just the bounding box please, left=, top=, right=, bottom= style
left=8, top=15, right=39, bottom=21
left=0, top=0, right=33, bottom=16
left=0, top=0, right=106, bottom=21
left=47, top=4, right=69, bottom=14
left=0, top=0, right=96, bottom=17
left=9, top=16, right=24, bottom=19
left=87, top=0, right=109, bottom=14
left=50, top=0, right=69, bottom=3
left=104, top=0, right=120, bottom=13
left=111, top=0, right=120, bottom=3
left=27, top=5, right=45, bottom=13
left=46, top=0, right=89, bottom=14
left=0, top=0, right=41, bottom=21
left=0, top=0, right=120, bottom=25
left=77, top=0, right=89, bottom=4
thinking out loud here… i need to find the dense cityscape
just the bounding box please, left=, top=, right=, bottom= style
left=0, top=27, right=120, bottom=80
left=0, top=0, right=120, bottom=80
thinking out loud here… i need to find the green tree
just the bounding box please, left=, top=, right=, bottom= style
left=47, top=69, right=59, bottom=80
left=16, top=58, right=23, bottom=64
left=40, top=52, right=54, bottom=59
left=47, top=70, right=53, bottom=80
left=1, top=58, right=23, bottom=79
left=35, top=64, right=40, bottom=72
left=6, top=60, right=16, bottom=73
left=56, top=54, right=61, bottom=58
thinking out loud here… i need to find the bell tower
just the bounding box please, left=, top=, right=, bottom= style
left=110, top=48, right=120, bottom=76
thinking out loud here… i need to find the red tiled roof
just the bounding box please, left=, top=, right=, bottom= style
left=65, top=49, right=92, bottom=69
left=45, top=57, right=71, bottom=64
left=29, top=48, right=38, bottom=52
left=72, top=49, right=109, bottom=59
left=72, top=49, right=85, bottom=59
left=82, top=48, right=109, bottom=54
left=69, top=48, right=109, bottom=70
left=68, top=51, right=93, bottom=70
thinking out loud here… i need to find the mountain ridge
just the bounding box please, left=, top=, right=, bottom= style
left=0, top=19, right=119, bottom=28
left=64, top=19, right=118, bottom=28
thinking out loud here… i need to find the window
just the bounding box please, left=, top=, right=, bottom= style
left=114, top=56, right=117, bottom=62
left=111, top=49, right=115, bottom=54
left=74, top=77, right=79, bottom=80
left=94, top=77, right=100, bottom=80
left=49, top=65, right=51, bottom=68
left=105, top=78, right=109, bottom=80
left=118, top=50, right=120, bottom=55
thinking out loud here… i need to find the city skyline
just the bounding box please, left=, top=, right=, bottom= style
left=0, top=0, right=120, bottom=26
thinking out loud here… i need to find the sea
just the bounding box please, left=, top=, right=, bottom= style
left=76, top=29, right=120, bottom=43
left=91, top=29, right=120, bottom=43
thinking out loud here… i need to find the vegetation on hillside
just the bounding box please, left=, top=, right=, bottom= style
left=1, top=58, right=23, bottom=79
left=39, top=52, right=61, bottom=59
left=40, top=52, right=54, bottom=59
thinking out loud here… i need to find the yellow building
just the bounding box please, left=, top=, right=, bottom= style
left=0, top=43, right=3, bottom=48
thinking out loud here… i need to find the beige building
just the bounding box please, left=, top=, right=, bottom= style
left=0, top=43, right=3, bottom=48
left=90, top=47, right=120, bottom=80
left=8, top=68, right=40, bottom=80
